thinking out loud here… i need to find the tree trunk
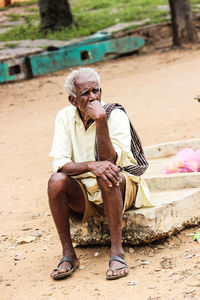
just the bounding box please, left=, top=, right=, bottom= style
left=4, top=0, right=11, bottom=6
left=169, top=0, right=198, bottom=46
left=39, top=0, right=73, bottom=32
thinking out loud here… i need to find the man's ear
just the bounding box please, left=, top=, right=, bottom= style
left=68, top=95, right=77, bottom=107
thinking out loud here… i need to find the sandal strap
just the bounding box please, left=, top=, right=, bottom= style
left=57, top=256, right=74, bottom=268
left=109, top=255, right=127, bottom=267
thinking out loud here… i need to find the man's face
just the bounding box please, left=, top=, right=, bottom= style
left=69, top=75, right=101, bottom=117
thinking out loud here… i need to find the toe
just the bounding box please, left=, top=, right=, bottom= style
left=125, top=267, right=129, bottom=274
left=117, top=269, right=124, bottom=277
left=116, top=267, right=129, bottom=277
left=50, top=266, right=67, bottom=277
left=51, top=270, right=58, bottom=277
left=57, top=268, right=67, bottom=274
left=121, top=267, right=129, bottom=275
left=106, top=269, right=113, bottom=277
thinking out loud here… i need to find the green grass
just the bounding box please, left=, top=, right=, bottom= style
left=5, top=13, right=23, bottom=21
left=12, top=0, right=38, bottom=6
left=0, top=6, right=10, bottom=12
left=0, top=0, right=199, bottom=41
left=4, top=42, right=19, bottom=48
left=25, top=7, right=39, bottom=13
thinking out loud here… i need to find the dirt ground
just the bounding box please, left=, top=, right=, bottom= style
left=0, top=46, right=200, bottom=300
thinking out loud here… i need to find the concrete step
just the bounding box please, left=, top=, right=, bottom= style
left=144, top=156, right=200, bottom=191
left=145, top=157, right=169, bottom=176
left=144, top=172, right=200, bottom=191
left=144, top=137, right=200, bottom=159
left=143, top=152, right=200, bottom=190
left=71, top=188, right=200, bottom=246
left=145, top=172, right=200, bottom=191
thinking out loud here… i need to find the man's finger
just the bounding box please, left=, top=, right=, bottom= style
left=110, top=164, right=120, bottom=174
left=101, top=174, right=113, bottom=188
left=106, top=172, right=119, bottom=186
left=108, top=169, right=120, bottom=184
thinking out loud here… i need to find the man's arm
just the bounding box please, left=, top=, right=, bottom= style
left=59, top=160, right=120, bottom=187
left=86, top=100, right=117, bottom=163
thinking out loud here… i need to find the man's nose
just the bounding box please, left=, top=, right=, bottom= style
left=88, top=91, right=96, bottom=101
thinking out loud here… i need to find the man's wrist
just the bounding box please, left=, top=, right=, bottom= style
left=94, top=112, right=106, bottom=122
left=87, top=161, right=94, bottom=172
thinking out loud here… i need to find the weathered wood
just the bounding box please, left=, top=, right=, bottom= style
left=0, top=34, right=145, bottom=83
left=0, top=57, right=31, bottom=83
left=38, top=0, right=73, bottom=32
left=29, top=35, right=145, bottom=77
left=169, top=0, right=198, bottom=46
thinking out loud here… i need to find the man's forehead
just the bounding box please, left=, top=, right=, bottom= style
left=74, top=75, right=99, bottom=88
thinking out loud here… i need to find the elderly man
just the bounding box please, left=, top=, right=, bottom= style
left=48, top=67, right=152, bottom=280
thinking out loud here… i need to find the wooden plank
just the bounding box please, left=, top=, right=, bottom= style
left=59, top=32, right=112, bottom=50
left=0, top=34, right=145, bottom=83
left=0, top=62, right=14, bottom=82
left=0, top=57, right=28, bottom=83
left=30, top=35, right=145, bottom=77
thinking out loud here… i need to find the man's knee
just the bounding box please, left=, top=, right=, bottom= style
left=97, top=176, right=121, bottom=195
left=48, top=172, right=70, bottom=198
left=96, top=176, right=110, bottom=192
left=97, top=174, right=126, bottom=195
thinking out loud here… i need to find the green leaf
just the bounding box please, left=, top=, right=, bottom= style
left=193, top=232, right=200, bottom=241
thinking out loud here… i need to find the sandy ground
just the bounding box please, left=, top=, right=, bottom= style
left=0, top=47, right=200, bottom=300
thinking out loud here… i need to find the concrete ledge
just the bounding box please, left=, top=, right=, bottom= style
left=71, top=188, right=200, bottom=246
left=144, top=138, right=200, bottom=159
left=144, top=172, right=200, bottom=191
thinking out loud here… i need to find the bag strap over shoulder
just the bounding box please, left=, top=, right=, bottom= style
left=99, top=102, right=148, bottom=176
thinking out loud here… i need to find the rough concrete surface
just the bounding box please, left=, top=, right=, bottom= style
left=71, top=188, right=200, bottom=245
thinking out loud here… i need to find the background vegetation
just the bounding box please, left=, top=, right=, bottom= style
left=0, top=0, right=200, bottom=41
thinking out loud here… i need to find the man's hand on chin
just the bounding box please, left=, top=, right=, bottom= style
left=85, top=100, right=106, bottom=121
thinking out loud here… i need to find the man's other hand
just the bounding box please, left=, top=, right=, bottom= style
left=88, top=161, right=120, bottom=187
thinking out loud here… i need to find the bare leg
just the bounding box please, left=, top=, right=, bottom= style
left=48, top=172, right=85, bottom=277
left=97, top=174, right=128, bottom=278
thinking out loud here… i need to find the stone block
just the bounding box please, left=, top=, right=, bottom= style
left=71, top=188, right=200, bottom=246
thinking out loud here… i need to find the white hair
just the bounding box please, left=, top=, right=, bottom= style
left=65, top=67, right=100, bottom=97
